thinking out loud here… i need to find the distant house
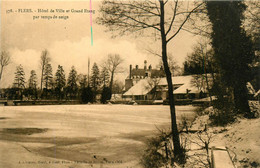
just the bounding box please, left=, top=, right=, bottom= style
left=123, top=75, right=212, bottom=101
left=125, top=60, right=165, bottom=92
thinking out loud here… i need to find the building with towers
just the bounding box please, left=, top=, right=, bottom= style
left=124, top=60, right=165, bottom=92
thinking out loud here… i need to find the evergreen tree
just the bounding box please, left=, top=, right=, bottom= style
left=90, top=63, right=100, bottom=97
left=28, top=70, right=37, bottom=89
left=67, top=66, right=78, bottom=99
left=42, top=63, right=53, bottom=99
left=81, top=87, right=94, bottom=104
left=183, top=46, right=215, bottom=75
left=13, top=64, right=25, bottom=100
left=78, top=74, right=88, bottom=89
left=13, top=64, right=25, bottom=89
left=100, top=66, right=110, bottom=88
left=55, top=65, right=66, bottom=100
left=28, top=70, right=38, bottom=99
left=43, top=63, right=53, bottom=90
left=100, top=66, right=111, bottom=103
left=101, top=87, right=111, bottom=104
left=206, top=1, right=254, bottom=116
left=78, top=74, right=93, bottom=103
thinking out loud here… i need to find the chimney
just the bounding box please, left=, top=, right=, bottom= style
left=149, top=64, right=152, bottom=70
left=129, top=64, right=132, bottom=79
left=144, top=60, right=147, bottom=70
left=136, top=65, right=138, bottom=70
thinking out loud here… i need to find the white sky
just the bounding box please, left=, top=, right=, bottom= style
left=0, top=0, right=198, bottom=88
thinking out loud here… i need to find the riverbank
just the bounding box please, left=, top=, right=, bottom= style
left=185, top=108, right=260, bottom=168
left=0, top=99, right=81, bottom=106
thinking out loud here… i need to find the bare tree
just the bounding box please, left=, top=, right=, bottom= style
left=0, top=51, right=11, bottom=85
left=40, top=49, right=51, bottom=91
left=188, top=128, right=215, bottom=167
left=98, top=0, right=204, bottom=160
left=158, top=53, right=181, bottom=76
left=106, top=54, right=123, bottom=91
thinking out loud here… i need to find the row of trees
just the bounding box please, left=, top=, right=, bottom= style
left=4, top=51, right=124, bottom=103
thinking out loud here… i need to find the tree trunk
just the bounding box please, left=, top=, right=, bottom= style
left=0, top=66, right=3, bottom=85
left=40, top=63, right=45, bottom=91
left=159, top=0, right=181, bottom=159
left=205, top=73, right=212, bottom=103
left=233, top=83, right=251, bottom=116
left=109, top=71, right=114, bottom=92
left=204, top=52, right=212, bottom=104
left=41, top=71, right=43, bottom=91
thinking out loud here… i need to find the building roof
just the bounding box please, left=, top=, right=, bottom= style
left=159, top=75, right=205, bottom=94
left=173, top=82, right=201, bottom=94
left=158, top=75, right=193, bottom=85
left=123, top=79, right=152, bottom=96
left=123, top=75, right=212, bottom=96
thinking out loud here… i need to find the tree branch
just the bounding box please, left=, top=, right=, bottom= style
left=145, top=48, right=162, bottom=57
left=166, top=0, right=178, bottom=36
left=119, top=2, right=160, bottom=17
left=121, top=13, right=161, bottom=31
left=166, top=2, right=204, bottom=43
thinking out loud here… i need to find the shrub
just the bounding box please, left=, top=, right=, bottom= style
left=195, top=105, right=208, bottom=116
left=101, top=87, right=112, bottom=104
left=141, top=136, right=169, bottom=168
left=80, top=87, right=93, bottom=103
left=141, top=130, right=188, bottom=168
left=210, top=97, right=236, bottom=126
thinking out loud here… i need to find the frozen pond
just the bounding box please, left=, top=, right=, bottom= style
left=0, top=104, right=196, bottom=137
left=0, top=104, right=197, bottom=168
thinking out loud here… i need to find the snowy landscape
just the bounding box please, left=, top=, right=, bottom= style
left=1, top=0, right=259, bottom=167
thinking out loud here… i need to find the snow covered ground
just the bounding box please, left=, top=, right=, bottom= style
left=187, top=107, right=260, bottom=168
left=0, top=104, right=196, bottom=168
left=213, top=118, right=260, bottom=168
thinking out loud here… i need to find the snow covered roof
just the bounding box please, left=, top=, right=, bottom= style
left=158, top=75, right=193, bottom=86
left=169, top=75, right=204, bottom=94
left=123, top=79, right=153, bottom=96
left=123, top=75, right=211, bottom=96
left=173, top=82, right=201, bottom=94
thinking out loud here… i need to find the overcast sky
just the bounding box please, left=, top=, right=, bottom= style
left=0, top=0, right=198, bottom=88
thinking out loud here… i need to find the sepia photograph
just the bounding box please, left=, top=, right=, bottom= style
left=0, top=0, right=259, bottom=168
